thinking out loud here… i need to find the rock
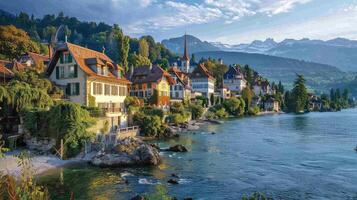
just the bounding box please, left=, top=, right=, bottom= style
left=131, top=195, right=145, bottom=200
left=167, top=179, right=179, bottom=184
left=25, top=137, right=55, bottom=152
left=211, top=132, right=216, bottom=135
left=205, top=119, right=223, bottom=124
left=125, top=180, right=129, bottom=184
left=91, top=137, right=160, bottom=167
left=171, top=173, right=179, bottom=178
left=167, top=145, right=188, bottom=152
left=184, top=198, right=193, bottom=200
left=162, top=127, right=180, bottom=138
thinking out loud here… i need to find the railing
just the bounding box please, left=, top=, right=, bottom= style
left=95, top=126, right=140, bottom=149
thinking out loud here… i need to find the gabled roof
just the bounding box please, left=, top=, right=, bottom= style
left=26, top=52, right=50, bottom=64
left=168, top=67, right=191, bottom=90
left=47, top=42, right=130, bottom=84
left=224, top=65, right=244, bottom=79
left=0, top=60, right=14, bottom=78
left=0, top=60, right=26, bottom=71
left=190, top=63, right=215, bottom=80
left=125, top=65, right=175, bottom=85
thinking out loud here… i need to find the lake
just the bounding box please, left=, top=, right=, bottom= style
left=39, top=109, right=357, bottom=200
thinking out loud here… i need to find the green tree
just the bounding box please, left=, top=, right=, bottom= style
left=188, top=104, right=204, bottom=120
left=138, top=38, right=149, bottom=58
left=129, top=53, right=151, bottom=67
left=0, top=25, right=40, bottom=60
left=291, top=74, right=308, bottom=113
left=222, top=97, right=245, bottom=116
left=241, top=87, right=254, bottom=112
left=48, top=102, right=96, bottom=157
left=117, top=32, right=130, bottom=71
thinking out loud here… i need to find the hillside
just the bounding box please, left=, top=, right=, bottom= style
left=211, top=38, right=357, bottom=72
left=195, top=51, right=353, bottom=91
left=162, top=35, right=219, bottom=54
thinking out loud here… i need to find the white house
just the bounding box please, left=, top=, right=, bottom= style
left=168, top=66, right=192, bottom=102
left=190, top=63, right=215, bottom=102
left=46, top=42, right=131, bottom=131
left=223, top=65, right=247, bottom=95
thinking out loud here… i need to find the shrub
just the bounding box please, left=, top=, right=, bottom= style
left=170, top=102, right=185, bottom=114
left=248, top=106, right=260, bottom=116
left=81, top=106, right=104, bottom=117
left=133, top=112, right=163, bottom=137
left=48, top=102, right=96, bottom=158
left=223, top=97, right=245, bottom=116
left=188, top=104, right=204, bottom=120
left=215, top=108, right=229, bottom=119
left=167, top=112, right=190, bottom=125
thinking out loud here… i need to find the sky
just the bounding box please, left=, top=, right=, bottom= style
left=1, top=0, right=357, bottom=44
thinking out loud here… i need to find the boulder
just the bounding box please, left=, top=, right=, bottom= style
left=167, top=145, right=188, bottom=152
left=91, top=137, right=160, bottom=167
left=162, top=127, right=180, bottom=138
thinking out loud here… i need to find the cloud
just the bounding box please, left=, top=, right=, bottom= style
left=0, top=0, right=316, bottom=36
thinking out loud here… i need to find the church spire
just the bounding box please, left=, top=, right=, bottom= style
left=182, top=33, right=189, bottom=61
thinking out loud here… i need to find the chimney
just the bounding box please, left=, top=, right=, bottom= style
left=130, top=65, right=134, bottom=77
left=149, top=63, right=153, bottom=70
left=65, top=35, right=68, bottom=43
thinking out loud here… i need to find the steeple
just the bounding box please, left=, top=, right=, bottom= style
left=182, top=33, right=189, bottom=61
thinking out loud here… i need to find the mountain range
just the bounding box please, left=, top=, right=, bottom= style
left=162, top=35, right=357, bottom=95
left=162, top=35, right=357, bottom=72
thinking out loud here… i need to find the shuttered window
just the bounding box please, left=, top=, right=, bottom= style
left=66, top=83, right=80, bottom=96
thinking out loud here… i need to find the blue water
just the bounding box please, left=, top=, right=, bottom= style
left=40, top=109, right=357, bottom=200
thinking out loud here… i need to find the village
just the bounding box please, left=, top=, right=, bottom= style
left=0, top=7, right=356, bottom=199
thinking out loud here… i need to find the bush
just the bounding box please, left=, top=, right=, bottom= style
left=167, top=112, right=190, bottom=125
left=140, top=106, right=164, bottom=120
left=241, top=192, right=271, bottom=200
left=48, top=102, right=96, bottom=158
left=82, top=106, right=104, bottom=117
left=248, top=106, right=260, bottom=116
left=170, top=102, right=185, bottom=114
left=222, top=97, right=245, bottom=116
left=188, top=104, right=204, bottom=120
left=215, top=108, right=229, bottom=119
left=133, top=112, right=162, bottom=137
left=22, top=108, right=48, bottom=138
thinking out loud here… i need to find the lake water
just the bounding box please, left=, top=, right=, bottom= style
left=39, top=109, right=357, bottom=200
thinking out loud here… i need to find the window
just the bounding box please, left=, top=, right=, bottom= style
left=111, top=85, right=118, bottom=95
left=59, top=66, right=65, bottom=78
left=104, top=84, right=110, bottom=96
left=60, top=52, right=72, bottom=64
left=103, top=66, right=108, bottom=76
left=68, top=65, right=78, bottom=78
left=93, top=83, right=103, bottom=95
left=97, top=66, right=102, bottom=75
left=66, top=83, right=79, bottom=96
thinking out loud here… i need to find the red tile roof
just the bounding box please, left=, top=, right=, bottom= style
left=125, top=65, right=175, bottom=85
left=47, top=42, right=130, bottom=84
left=190, top=63, right=215, bottom=80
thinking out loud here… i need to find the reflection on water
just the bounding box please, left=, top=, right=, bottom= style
left=40, top=109, right=357, bottom=200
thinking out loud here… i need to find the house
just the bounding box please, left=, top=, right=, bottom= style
left=263, top=97, right=280, bottom=112
left=223, top=65, right=247, bottom=95
left=190, top=63, right=215, bottom=103
left=0, top=60, right=15, bottom=84
left=219, top=86, right=231, bottom=100
left=19, top=52, right=50, bottom=70
left=125, top=64, right=175, bottom=107
left=168, top=66, right=192, bottom=102
left=253, top=80, right=271, bottom=96
left=46, top=42, right=131, bottom=130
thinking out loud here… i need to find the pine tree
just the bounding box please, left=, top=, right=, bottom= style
left=117, top=32, right=130, bottom=72
left=138, top=38, right=149, bottom=58
left=291, top=74, right=308, bottom=113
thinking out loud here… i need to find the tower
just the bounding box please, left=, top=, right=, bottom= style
left=181, top=34, right=190, bottom=73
